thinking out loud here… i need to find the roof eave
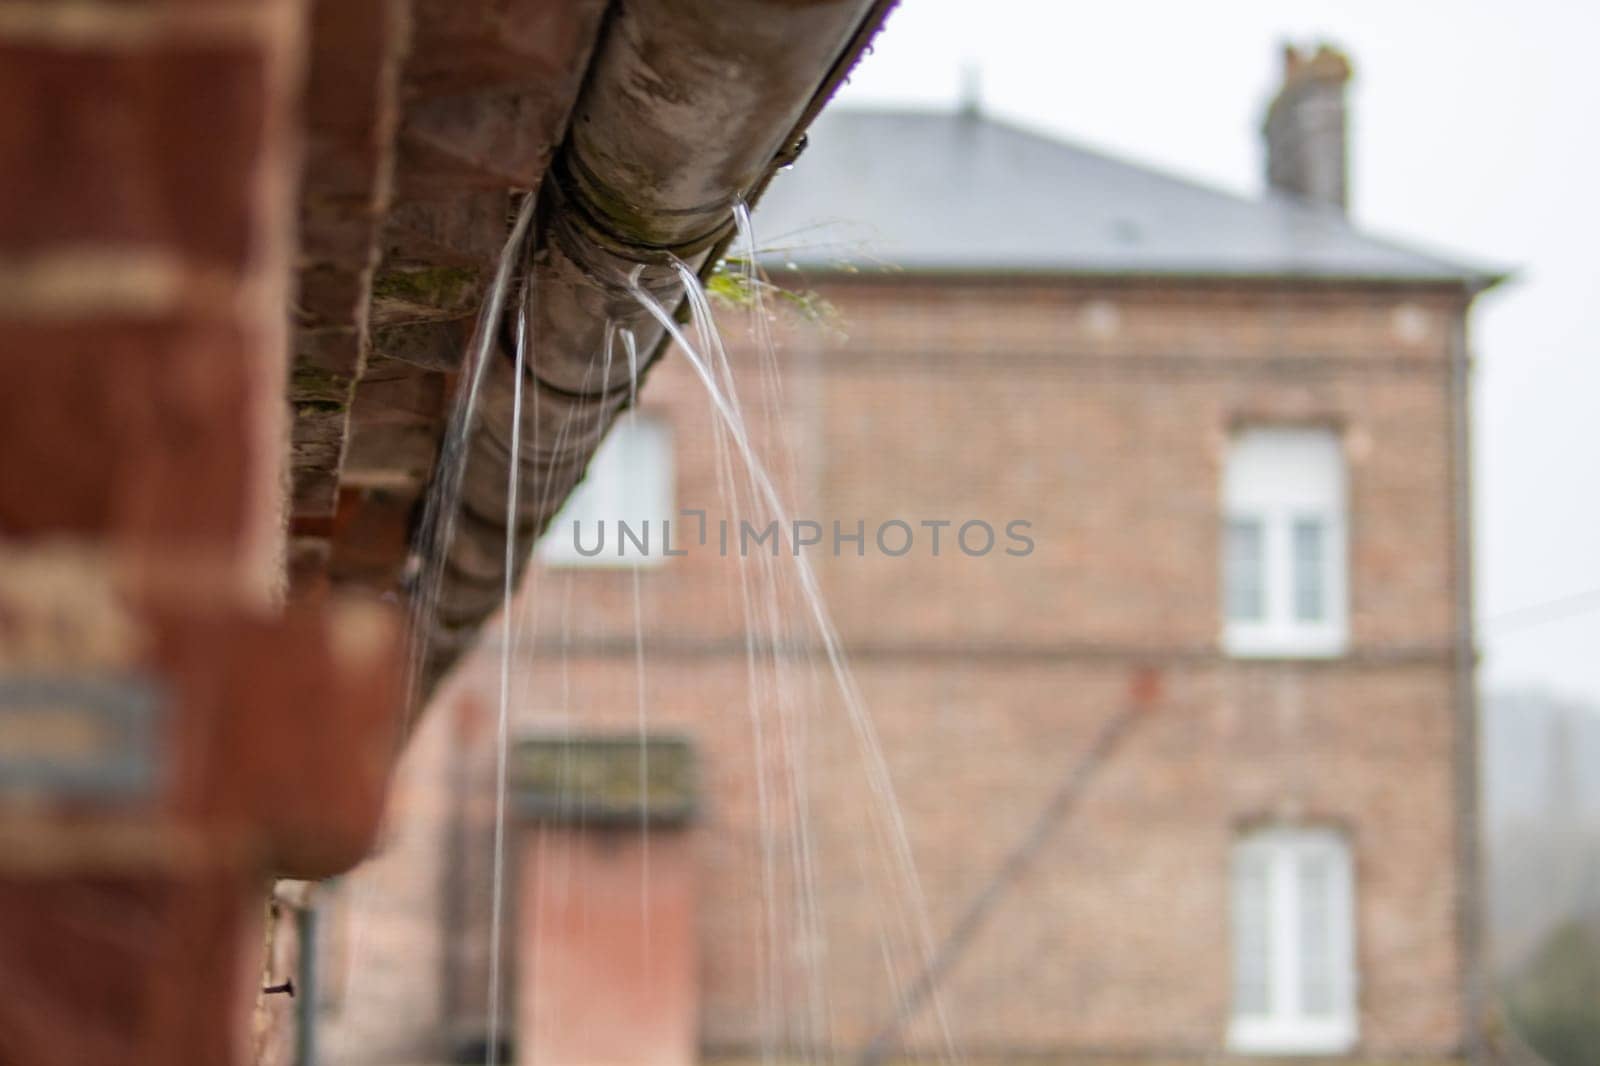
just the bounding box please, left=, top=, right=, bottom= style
left=773, top=263, right=1510, bottom=293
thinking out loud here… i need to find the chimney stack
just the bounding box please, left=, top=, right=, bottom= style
left=1263, top=43, right=1353, bottom=213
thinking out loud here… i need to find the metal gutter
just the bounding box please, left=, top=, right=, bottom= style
left=416, top=0, right=900, bottom=687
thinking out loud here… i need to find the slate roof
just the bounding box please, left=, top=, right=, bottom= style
left=751, top=109, right=1500, bottom=286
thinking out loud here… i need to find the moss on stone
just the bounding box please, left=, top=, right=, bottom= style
left=370, top=265, right=483, bottom=312
left=289, top=364, right=352, bottom=401
left=294, top=398, right=348, bottom=416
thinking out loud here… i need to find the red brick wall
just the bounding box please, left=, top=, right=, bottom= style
left=0, top=1, right=301, bottom=604
left=0, top=7, right=413, bottom=1064
left=0, top=3, right=303, bottom=1057
left=326, top=276, right=1476, bottom=1063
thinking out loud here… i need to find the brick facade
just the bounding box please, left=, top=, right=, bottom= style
left=322, top=275, right=1479, bottom=1064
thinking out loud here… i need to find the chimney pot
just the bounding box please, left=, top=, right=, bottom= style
left=1263, top=42, right=1353, bottom=213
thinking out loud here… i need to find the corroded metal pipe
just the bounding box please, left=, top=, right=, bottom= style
left=418, top=0, right=897, bottom=685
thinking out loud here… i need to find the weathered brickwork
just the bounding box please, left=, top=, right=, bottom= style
left=327, top=276, right=1477, bottom=1065
left=0, top=6, right=407, bottom=1064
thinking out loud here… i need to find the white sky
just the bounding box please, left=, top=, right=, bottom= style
left=833, top=0, right=1600, bottom=706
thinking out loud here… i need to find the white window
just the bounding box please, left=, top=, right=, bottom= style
left=539, top=415, right=673, bottom=568
left=1229, top=827, right=1357, bottom=1055
left=1222, top=428, right=1347, bottom=657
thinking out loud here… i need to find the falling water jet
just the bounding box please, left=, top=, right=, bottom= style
left=732, top=200, right=792, bottom=470
left=412, top=211, right=956, bottom=1066
left=495, top=314, right=625, bottom=1066
left=619, top=325, right=654, bottom=955
left=729, top=199, right=835, bottom=1053
left=486, top=285, right=531, bottom=1066
left=668, top=249, right=816, bottom=1048
left=627, top=264, right=961, bottom=1064
left=405, top=193, right=539, bottom=725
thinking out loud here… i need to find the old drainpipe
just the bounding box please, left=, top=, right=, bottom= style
left=295, top=900, right=321, bottom=1066
left=1448, top=290, right=1483, bottom=1066
left=417, top=0, right=898, bottom=688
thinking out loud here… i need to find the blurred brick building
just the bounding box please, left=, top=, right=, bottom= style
left=320, top=46, right=1501, bottom=1066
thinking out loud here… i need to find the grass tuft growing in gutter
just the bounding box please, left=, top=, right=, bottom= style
left=707, top=257, right=841, bottom=335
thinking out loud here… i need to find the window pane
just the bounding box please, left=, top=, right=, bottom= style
left=540, top=416, right=673, bottom=567
left=1293, top=518, right=1326, bottom=623
left=615, top=416, right=672, bottom=561
left=1298, top=852, right=1335, bottom=1016
left=1232, top=830, right=1356, bottom=1051
left=1233, top=849, right=1272, bottom=1016
left=1226, top=518, right=1266, bottom=622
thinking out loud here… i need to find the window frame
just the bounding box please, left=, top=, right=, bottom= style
left=1222, top=428, right=1348, bottom=658
left=1228, top=826, right=1359, bottom=1056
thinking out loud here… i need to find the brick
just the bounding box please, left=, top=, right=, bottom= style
left=0, top=41, right=271, bottom=271
left=0, top=317, right=262, bottom=558
left=0, top=870, right=259, bottom=1066
left=151, top=599, right=403, bottom=879
left=406, top=0, right=607, bottom=99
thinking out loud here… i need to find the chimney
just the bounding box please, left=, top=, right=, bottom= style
left=1263, top=43, right=1353, bottom=213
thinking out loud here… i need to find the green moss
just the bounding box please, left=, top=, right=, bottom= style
left=289, top=364, right=352, bottom=400
left=370, top=265, right=482, bottom=312
left=294, top=398, right=347, bottom=416
left=569, top=166, right=675, bottom=246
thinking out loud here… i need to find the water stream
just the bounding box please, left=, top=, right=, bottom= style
left=629, top=234, right=959, bottom=1062
left=405, top=192, right=539, bottom=717
left=486, top=284, right=532, bottom=1066
left=356, top=198, right=959, bottom=1066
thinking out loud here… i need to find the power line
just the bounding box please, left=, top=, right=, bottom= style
left=1485, top=587, right=1600, bottom=635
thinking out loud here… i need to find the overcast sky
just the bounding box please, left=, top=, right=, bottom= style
left=831, top=0, right=1600, bottom=707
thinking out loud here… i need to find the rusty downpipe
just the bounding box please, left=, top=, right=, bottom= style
left=416, top=0, right=898, bottom=686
